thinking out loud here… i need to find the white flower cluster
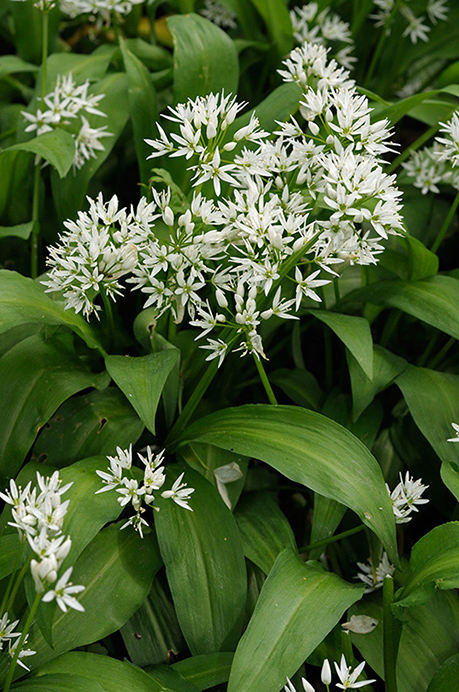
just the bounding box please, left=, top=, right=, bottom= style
left=200, top=0, right=237, bottom=30
left=290, top=2, right=356, bottom=70
left=95, top=445, right=194, bottom=537
left=402, top=143, right=459, bottom=195
left=387, top=471, right=429, bottom=524
left=371, top=0, right=449, bottom=43
left=0, top=473, right=85, bottom=616
left=402, top=112, right=459, bottom=194
left=45, top=42, right=404, bottom=364
left=286, top=655, right=375, bottom=691
left=60, top=0, right=144, bottom=19
left=22, top=73, right=111, bottom=171
left=356, top=552, right=395, bottom=593
left=42, top=193, right=139, bottom=318
left=0, top=613, right=35, bottom=672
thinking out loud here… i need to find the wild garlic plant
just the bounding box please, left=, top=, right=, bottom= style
left=0, top=472, right=84, bottom=686
left=371, top=0, right=449, bottom=43
left=44, top=42, right=405, bottom=380
left=95, top=445, right=194, bottom=538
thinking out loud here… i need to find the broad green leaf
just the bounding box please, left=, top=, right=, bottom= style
left=44, top=46, right=116, bottom=87
left=427, top=654, right=459, bottom=692
left=349, top=276, right=459, bottom=340
left=50, top=73, right=130, bottom=221
left=144, top=665, right=201, bottom=692
left=227, top=549, right=364, bottom=692
left=123, top=38, right=173, bottom=71
left=172, top=653, right=234, bottom=691
left=0, top=333, right=109, bottom=482
left=396, top=365, right=459, bottom=469
left=120, top=39, right=157, bottom=186
left=167, top=13, right=239, bottom=103
left=394, top=522, right=459, bottom=611
left=270, top=368, right=322, bottom=410
left=248, top=0, right=293, bottom=57
left=308, top=494, right=346, bottom=560
left=121, top=572, right=186, bottom=666
left=310, top=310, right=373, bottom=379
left=374, top=90, right=438, bottom=125
left=31, top=388, right=144, bottom=468
left=441, top=461, right=459, bottom=502
left=403, top=236, right=439, bottom=281
left=0, top=270, right=103, bottom=351
left=179, top=405, right=399, bottom=565
left=5, top=130, right=76, bottom=178
left=227, top=82, right=302, bottom=138
left=234, top=491, right=296, bottom=574
left=0, top=221, right=33, bottom=239
left=0, top=533, right=21, bottom=580
left=348, top=346, right=407, bottom=421
left=0, top=55, right=38, bottom=79
left=351, top=591, right=459, bottom=692
left=155, top=466, right=247, bottom=654
left=24, top=523, right=162, bottom=672
left=34, top=652, right=178, bottom=692
left=12, top=673, right=104, bottom=692
left=105, top=350, right=179, bottom=435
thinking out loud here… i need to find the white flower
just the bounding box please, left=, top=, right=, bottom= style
left=447, top=422, right=459, bottom=442
left=8, top=634, right=36, bottom=672
left=334, top=654, right=376, bottom=689
left=214, top=462, right=243, bottom=509
left=387, top=472, right=429, bottom=524
left=161, top=473, right=194, bottom=510
left=41, top=566, right=85, bottom=613
left=0, top=614, right=20, bottom=650
left=356, top=552, right=394, bottom=593
left=200, top=0, right=237, bottom=29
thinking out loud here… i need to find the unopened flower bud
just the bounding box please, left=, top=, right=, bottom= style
left=163, top=206, right=174, bottom=226
left=309, top=121, right=320, bottom=136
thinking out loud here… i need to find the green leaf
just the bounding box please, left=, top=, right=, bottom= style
left=120, top=39, right=157, bottom=186
left=403, top=236, right=439, bottom=281
left=427, top=654, right=459, bottom=692
left=0, top=270, right=103, bottom=351
left=123, top=38, right=173, bottom=71
left=12, top=673, right=105, bottom=692
left=373, top=90, right=438, bottom=125
left=227, top=549, right=364, bottom=692
left=179, top=405, right=399, bottom=565
left=0, top=533, right=21, bottom=581
left=0, top=55, right=38, bottom=79
left=270, top=368, right=322, bottom=410
left=441, top=461, right=459, bottom=502
left=31, top=388, right=144, bottom=468
left=349, top=276, right=459, bottom=340
left=350, top=590, right=459, bottom=692
left=308, top=494, right=346, bottom=560
left=167, top=13, right=239, bottom=103
left=34, top=652, right=179, bottom=692
left=154, top=466, right=247, bottom=654
left=105, top=350, right=179, bottom=435
left=310, top=310, right=373, bottom=379
left=120, top=572, right=186, bottom=666
left=395, top=365, right=459, bottom=469
left=172, top=653, right=234, bottom=691
left=348, top=346, right=407, bottom=421
left=44, top=46, right=117, bottom=87
left=143, top=665, right=201, bottom=692
left=5, top=130, right=76, bottom=178
left=394, top=522, right=459, bottom=611
left=0, top=221, right=33, bottom=239
left=0, top=333, right=109, bottom=482
left=25, top=523, right=162, bottom=671
left=248, top=0, right=293, bottom=57
left=234, top=491, right=297, bottom=574
left=227, top=81, right=302, bottom=138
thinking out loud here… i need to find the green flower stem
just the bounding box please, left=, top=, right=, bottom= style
left=431, top=189, right=459, bottom=253
left=380, top=309, right=401, bottom=348
left=428, top=336, right=455, bottom=370
left=30, top=161, right=41, bottom=279
left=101, top=290, right=115, bottom=352
left=417, top=331, right=439, bottom=367
left=341, top=627, right=354, bottom=663
left=324, top=325, right=332, bottom=391
left=4, top=555, right=33, bottom=617
left=383, top=575, right=398, bottom=692
left=30, top=11, right=49, bottom=279
left=386, top=123, right=441, bottom=175
left=297, top=524, right=365, bottom=554
left=253, top=355, right=278, bottom=405
left=2, top=591, right=41, bottom=692
left=0, top=544, right=24, bottom=615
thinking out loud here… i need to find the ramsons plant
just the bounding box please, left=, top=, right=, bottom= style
left=0, top=1, right=458, bottom=692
